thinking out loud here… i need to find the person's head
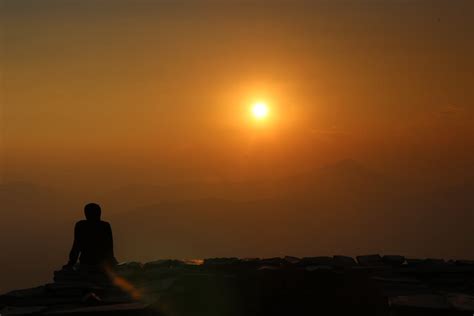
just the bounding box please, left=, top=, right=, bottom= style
left=84, top=203, right=101, bottom=221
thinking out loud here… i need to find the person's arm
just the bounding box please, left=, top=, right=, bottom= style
left=105, top=222, right=118, bottom=265
left=66, top=222, right=80, bottom=267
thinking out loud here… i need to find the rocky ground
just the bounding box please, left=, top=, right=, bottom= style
left=1, top=255, right=474, bottom=315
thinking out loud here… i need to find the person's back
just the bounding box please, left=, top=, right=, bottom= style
left=64, top=203, right=117, bottom=269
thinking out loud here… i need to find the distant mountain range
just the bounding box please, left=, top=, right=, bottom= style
left=1, top=159, right=473, bottom=293
left=105, top=159, right=473, bottom=262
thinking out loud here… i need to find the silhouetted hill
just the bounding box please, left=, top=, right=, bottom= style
left=1, top=160, right=473, bottom=294
left=111, top=160, right=474, bottom=262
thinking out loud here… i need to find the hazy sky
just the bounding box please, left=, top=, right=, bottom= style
left=2, top=0, right=473, bottom=187
left=1, top=0, right=473, bottom=292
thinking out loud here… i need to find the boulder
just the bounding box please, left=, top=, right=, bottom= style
left=299, top=256, right=334, bottom=266
left=182, top=259, right=204, bottom=266
left=44, top=283, right=89, bottom=298
left=455, top=260, right=474, bottom=266
left=203, top=257, right=240, bottom=266
left=241, top=257, right=260, bottom=263
left=356, top=254, right=384, bottom=267
left=116, top=261, right=143, bottom=271
left=238, top=258, right=261, bottom=268
left=53, top=269, right=83, bottom=283
left=143, top=259, right=185, bottom=269
left=259, top=257, right=285, bottom=266
left=406, top=258, right=424, bottom=266
left=115, top=262, right=144, bottom=277
left=283, top=256, right=301, bottom=264
left=333, top=255, right=357, bottom=267
left=305, top=265, right=333, bottom=272
left=423, top=258, right=446, bottom=266
left=54, top=266, right=111, bottom=285
left=81, top=292, right=103, bottom=305
left=382, top=255, right=406, bottom=266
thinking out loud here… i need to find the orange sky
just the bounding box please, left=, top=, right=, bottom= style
left=3, top=0, right=473, bottom=187
left=1, top=0, right=473, bottom=292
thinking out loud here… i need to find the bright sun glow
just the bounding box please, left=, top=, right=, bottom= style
left=251, top=102, right=269, bottom=120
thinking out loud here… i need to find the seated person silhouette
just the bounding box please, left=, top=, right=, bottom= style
left=63, top=203, right=118, bottom=270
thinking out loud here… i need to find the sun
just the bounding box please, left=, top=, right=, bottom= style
left=251, top=102, right=269, bottom=120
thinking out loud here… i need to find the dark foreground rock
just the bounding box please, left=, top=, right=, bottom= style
left=2, top=255, right=474, bottom=315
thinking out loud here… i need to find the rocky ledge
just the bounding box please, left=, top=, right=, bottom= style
left=1, top=255, right=474, bottom=315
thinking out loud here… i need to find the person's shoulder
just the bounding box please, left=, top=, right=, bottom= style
left=74, top=220, right=87, bottom=229
left=100, top=220, right=111, bottom=227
